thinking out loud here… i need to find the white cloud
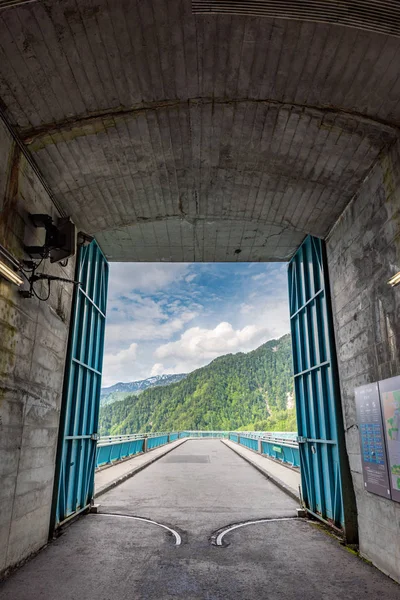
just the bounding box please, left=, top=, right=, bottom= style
left=108, top=263, right=191, bottom=298
left=240, top=303, right=254, bottom=314
left=150, top=363, right=163, bottom=376
left=150, top=363, right=169, bottom=376
left=252, top=273, right=266, bottom=281
left=105, top=305, right=198, bottom=349
left=109, top=294, right=164, bottom=323
left=149, top=362, right=190, bottom=376
left=102, top=343, right=138, bottom=386
left=155, top=321, right=269, bottom=365
left=104, top=263, right=201, bottom=353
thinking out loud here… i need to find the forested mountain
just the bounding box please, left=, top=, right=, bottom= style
left=99, top=333, right=295, bottom=435
left=100, top=373, right=187, bottom=407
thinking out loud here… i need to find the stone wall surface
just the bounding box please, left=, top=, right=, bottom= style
left=0, top=117, right=75, bottom=577
left=327, top=140, right=400, bottom=581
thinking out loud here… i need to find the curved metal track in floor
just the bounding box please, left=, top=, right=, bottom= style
left=211, top=516, right=300, bottom=546
left=93, top=513, right=182, bottom=546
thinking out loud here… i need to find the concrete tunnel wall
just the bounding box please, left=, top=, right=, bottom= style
left=0, top=117, right=75, bottom=577
left=0, top=113, right=400, bottom=581
left=327, top=140, right=400, bottom=581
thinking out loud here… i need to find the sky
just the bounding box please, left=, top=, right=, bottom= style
left=102, top=262, right=290, bottom=388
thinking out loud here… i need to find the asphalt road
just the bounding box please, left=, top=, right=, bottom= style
left=1, top=440, right=399, bottom=599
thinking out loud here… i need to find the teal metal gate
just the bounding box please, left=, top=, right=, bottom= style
left=52, top=240, right=108, bottom=527
left=288, top=236, right=357, bottom=541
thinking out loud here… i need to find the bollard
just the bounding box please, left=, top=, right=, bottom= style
left=143, top=435, right=148, bottom=453
left=258, top=438, right=262, bottom=454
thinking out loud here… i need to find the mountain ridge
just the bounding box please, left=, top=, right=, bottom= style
left=100, top=373, right=187, bottom=407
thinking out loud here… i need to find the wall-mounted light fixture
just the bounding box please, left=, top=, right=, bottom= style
left=0, top=244, right=23, bottom=286
left=388, top=271, right=400, bottom=287
left=24, top=214, right=76, bottom=263
left=0, top=259, right=23, bottom=286
left=0, top=214, right=79, bottom=298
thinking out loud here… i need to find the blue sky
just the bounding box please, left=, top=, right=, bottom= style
left=102, top=262, right=290, bottom=387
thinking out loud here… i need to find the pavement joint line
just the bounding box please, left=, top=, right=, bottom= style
left=221, top=439, right=300, bottom=502
left=91, top=513, right=182, bottom=546
left=211, top=517, right=301, bottom=547
left=94, top=438, right=188, bottom=498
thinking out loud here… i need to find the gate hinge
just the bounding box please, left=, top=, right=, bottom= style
left=297, top=436, right=307, bottom=443
left=91, top=433, right=100, bottom=441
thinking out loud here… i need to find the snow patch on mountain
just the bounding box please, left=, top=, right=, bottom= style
left=100, top=373, right=187, bottom=406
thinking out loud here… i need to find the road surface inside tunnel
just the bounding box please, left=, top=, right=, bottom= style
left=0, top=440, right=399, bottom=600
left=98, top=438, right=298, bottom=534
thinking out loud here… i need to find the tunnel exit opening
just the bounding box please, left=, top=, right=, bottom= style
left=50, top=235, right=356, bottom=544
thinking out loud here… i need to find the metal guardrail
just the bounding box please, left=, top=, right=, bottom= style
left=228, top=432, right=300, bottom=468
left=180, top=430, right=230, bottom=438
left=96, top=430, right=229, bottom=467
left=97, top=432, right=172, bottom=446
left=96, top=430, right=299, bottom=469
left=96, top=438, right=145, bottom=467
left=96, top=432, right=179, bottom=468
left=238, top=431, right=298, bottom=442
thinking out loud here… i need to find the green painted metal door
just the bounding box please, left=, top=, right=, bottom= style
left=52, top=240, right=108, bottom=527
left=288, top=236, right=357, bottom=541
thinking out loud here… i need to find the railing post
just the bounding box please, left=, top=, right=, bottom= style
left=167, top=433, right=170, bottom=443
left=143, top=435, right=148, bottom=453
left=258, top=438, right=262, bottom=454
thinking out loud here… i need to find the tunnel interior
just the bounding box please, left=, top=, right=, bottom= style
left=0, top=0, right=399, bottom=585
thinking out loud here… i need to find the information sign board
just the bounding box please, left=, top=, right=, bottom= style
left=355, top=382, right=391, bottom=499
left=378, top=376, right=400, bottom=503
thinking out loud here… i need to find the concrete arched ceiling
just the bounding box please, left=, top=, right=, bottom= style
left=0, top=0, right=399, bottom=261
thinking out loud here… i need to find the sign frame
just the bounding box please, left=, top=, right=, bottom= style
left=378, top=375, right=400, bottom=503
left=355, top=382, right=391, bottom=500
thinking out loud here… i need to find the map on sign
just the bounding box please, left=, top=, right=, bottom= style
left=379, top=376, right=400, bottom=503
left=355, top=382, right=391, bottom=499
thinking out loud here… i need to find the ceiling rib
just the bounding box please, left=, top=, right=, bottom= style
left=0, top=0, right=38, bottom=9
left=20, top=98, right=400, bottom=145
left=192, top=0, right=400, bottom=38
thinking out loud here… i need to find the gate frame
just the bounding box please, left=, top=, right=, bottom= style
left=288, top=235, right=357, bottom=542
left=50, top=239, right=108, bottom=533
